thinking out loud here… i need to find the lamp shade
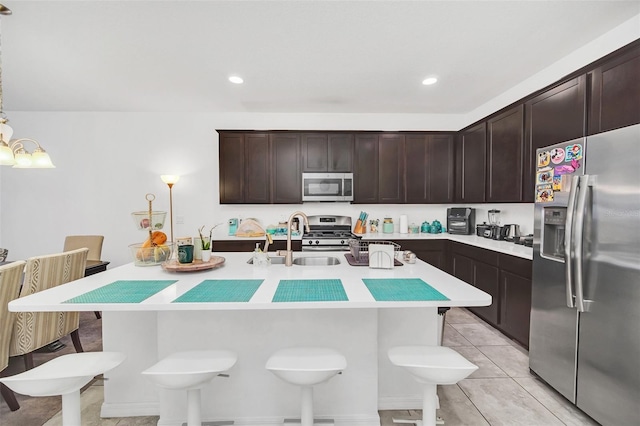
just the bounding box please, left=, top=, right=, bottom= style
left=161, top=175, right=180, bottom=185
left=0, top=142, right=15, bottom=165
left=31, top=150, right=55, bottom=168
left=12, top=151, right=32, bottom=168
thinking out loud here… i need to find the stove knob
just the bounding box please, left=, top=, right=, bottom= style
left=307, top=240, right=313, bottom=245
left=341, top=240, right=345, bottom=245
left=315, top=240, right=320, bottom=245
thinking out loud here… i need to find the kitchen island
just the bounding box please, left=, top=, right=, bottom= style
left=9, top=251, right=490, bottom=426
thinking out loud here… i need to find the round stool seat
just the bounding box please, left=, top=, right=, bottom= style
left=0, top=351, right=126, bottom=397
left=266, top=347, right=347, bottom=386
left=388, top=346, right=477, bottom=384
left=0, top=352, right=125, bottom=426
left=142, top=350, right=237, bottom=390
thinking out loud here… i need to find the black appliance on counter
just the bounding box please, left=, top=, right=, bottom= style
left=447, top=208, right=475, bottom=235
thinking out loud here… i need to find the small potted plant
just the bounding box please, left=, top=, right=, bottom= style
left=198, top=224, right=221, bottom=262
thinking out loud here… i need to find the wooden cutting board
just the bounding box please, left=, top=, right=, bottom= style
left=161, top=256, right=225, bottom=272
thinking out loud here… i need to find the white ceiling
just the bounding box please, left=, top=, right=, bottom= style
left=1, top=1, right=639, bottom=114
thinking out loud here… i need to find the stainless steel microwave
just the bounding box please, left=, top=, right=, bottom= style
left=302, top=173, right=354, bottom=202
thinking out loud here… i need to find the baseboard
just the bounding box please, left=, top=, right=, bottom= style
left=100, top=401, right=159, bottom=418
left=378, top=395, right=423, bottom=410
left=156, top=414, right=381, bottom=426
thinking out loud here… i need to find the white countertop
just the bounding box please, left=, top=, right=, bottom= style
left=216, top=233, right=533, bottom=260
left=9, top=251, right=491, bottom=313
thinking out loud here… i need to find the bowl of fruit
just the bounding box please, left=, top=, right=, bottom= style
left=129, top=231, right=174, bottom=266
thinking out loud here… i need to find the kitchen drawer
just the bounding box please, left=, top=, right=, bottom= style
left=499, top=253, right=532, bottom=278
left=450, top=241, right=499, bottom=266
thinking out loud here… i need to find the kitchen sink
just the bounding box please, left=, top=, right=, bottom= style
left=246, top=256, right=341, bottom=266
left=292, top=256, right=340, bottom=266
left=246, top=256, right=286, bottom=265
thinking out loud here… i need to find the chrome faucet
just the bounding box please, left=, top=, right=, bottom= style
left=282, top=211, right=310, bottom=266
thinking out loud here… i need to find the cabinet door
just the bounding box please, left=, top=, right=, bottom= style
left=378, top=134, right=405, bottom=203
left=487, top=105, right=525, bottom=202
left=452, top=253, right=474, bottom=284
left=245, top=134, right=271, bottom=203
left=471, top=262, right=500, bottom=324
left=524, top=77, right=586, bottom=202
left=589, top=45, right=640, bottom=135
left=428, top=134, right=455, bottom=203
left=405, top=134, right=429, bottom=203
left=219, top=133, right=245, bottom=204
left=353, top=134, right=379, bottom=203
left=328, top=134, right=353, bottom=172
left=500, top=270, right=532, bottom=348
left=302, top=133, right=328, bottom=172
left=271, top=134, right=302, bottom=204
left=456, top=123, right=486, bottom=203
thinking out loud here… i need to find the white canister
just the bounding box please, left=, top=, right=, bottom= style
left=399, top=215, right=408, bottom=234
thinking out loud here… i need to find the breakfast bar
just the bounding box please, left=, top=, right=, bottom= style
left=8, top=251, right=490, bottom=426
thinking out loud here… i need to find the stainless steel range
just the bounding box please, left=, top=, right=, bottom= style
left=302, top=215, right=358, bottom=251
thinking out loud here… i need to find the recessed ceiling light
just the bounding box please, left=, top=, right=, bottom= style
left=422, top=77, right=438, bottom=86
left=229, top=75, right=244, bottom=84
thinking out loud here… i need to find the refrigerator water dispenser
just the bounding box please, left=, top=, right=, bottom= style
left=542, top=207, right=566, bottom=261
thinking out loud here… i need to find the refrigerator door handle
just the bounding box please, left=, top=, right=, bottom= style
left=573, top=174, right=590, bottom=313
left=565, top=175, right=580, bottom=308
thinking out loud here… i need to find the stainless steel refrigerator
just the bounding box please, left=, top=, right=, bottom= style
left=530, top=124, right=640, bottom=425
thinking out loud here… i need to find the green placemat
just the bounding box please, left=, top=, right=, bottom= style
left=272, top=279, right=348, bottom=302
left=362, top=278, right=449, bottom=301
left=172, top=279, right=264, bottom=303
left=63, top=280, right=177, bottom=304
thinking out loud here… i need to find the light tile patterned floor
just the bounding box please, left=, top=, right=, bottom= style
left=41, top=308, right=599, bottom=426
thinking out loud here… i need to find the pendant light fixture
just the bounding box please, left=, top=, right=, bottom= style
left=0, top=3, right=55, bottom=168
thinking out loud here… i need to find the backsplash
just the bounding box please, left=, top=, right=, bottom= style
left=211, top=203, right=534, bottom=238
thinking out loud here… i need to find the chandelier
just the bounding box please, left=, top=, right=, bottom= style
left=0, top=4, right=54, bottom=168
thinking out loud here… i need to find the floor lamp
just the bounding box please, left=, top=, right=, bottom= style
left=160, top=175, right=180, bottom=243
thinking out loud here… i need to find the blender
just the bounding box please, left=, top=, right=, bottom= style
left=487, top=209, right=501, bottom=239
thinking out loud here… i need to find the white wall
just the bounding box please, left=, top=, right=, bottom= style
left=0, top=19, right=636, bottom=267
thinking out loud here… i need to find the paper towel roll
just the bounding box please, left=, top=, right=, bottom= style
left=399, top=214, right=408, bottom=234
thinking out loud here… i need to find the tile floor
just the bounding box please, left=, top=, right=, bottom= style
left=39, top=308, right=598, bottom=426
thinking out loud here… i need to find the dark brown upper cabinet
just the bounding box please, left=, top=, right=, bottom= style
left=302, top=133, right=354, bottom=172
left=588, top=45, right=640, bottom=135
left=486, top=105, right=525, bottom=203
left=219, top=133, right=270, bottom=204
left=378, top=134, right=405, bottom=203
left=353, top=134, right=379, bottom=203
left=270, top=133, right=302, bottom=204
left=406, top=134, right=455, bottom=204
left=524, top=77, right=586, bottom=202
left=218, top=131, right=300, bottom=204
left=353, top=133, right=405, bottom=203
left=456, top=123, right=487, bottom=203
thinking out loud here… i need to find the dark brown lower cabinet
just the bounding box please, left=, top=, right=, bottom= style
left=450, top=242, right=532, bottom=348
left=499, top=254, right=532, bottom=347
left=392, top=239, right=448, bottom=272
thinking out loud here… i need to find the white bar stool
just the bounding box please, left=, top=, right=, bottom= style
left=388, top=346, right=478, bottom=426
left=0, top=351, right=126, bottom=426
left=265, top=347, right=347, bottom=426
left=142, top=350, right=237, bottom=426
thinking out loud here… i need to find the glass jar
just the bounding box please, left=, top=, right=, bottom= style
left=383, top=217, right=394, bottom=234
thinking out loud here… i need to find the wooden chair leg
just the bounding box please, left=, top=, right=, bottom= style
left=94, top=311, right=102, bottom=319
left=0, top=382, right=20, bottom=411
left=71, top=329, right=84, bottom=353
left=23, top=352, right=34, bottom=371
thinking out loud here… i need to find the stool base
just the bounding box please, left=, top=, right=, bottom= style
left=283, top=419, right=334, bottom=425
